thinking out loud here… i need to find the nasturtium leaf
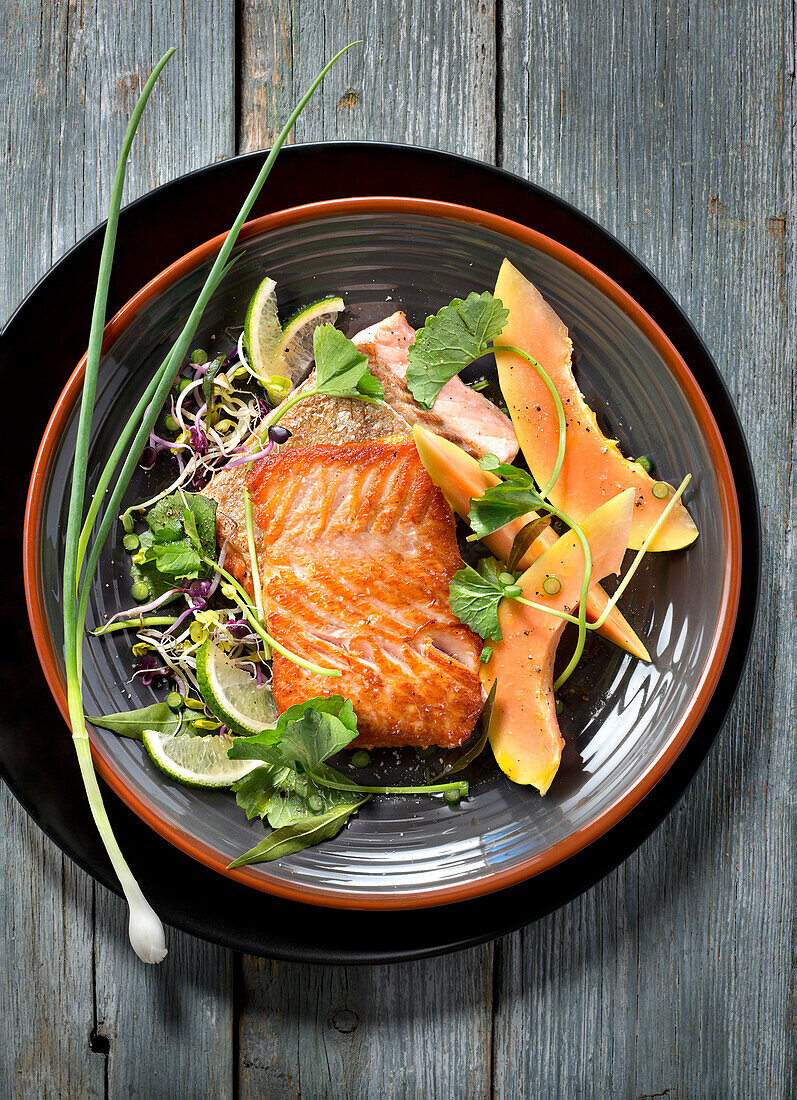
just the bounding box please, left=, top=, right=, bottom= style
left=448, top=557, right=510, bottom=641
left=406, top=292, right=509, bottom=408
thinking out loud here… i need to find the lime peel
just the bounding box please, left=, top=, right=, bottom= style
left=196, top=639, right=279, bottom=736
left=142, top=727, right=260, bottom=789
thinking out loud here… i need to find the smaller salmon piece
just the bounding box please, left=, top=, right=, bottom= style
left=247, top=439, right=484, bottom=748
left=355, top=312, right=519, bottom=465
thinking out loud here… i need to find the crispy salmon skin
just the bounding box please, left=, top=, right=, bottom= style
left=247, top=439, right=484, bottom=748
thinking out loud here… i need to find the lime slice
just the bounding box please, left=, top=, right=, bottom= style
left=142, top=726, right=259, bottom=788
left=243, top=275, right=283, bottom=386
left=196, top=639, right=279, bottom=737
left=280, top=296, right=345, bottom=383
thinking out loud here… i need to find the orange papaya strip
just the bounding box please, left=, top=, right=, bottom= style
left=493, top=259, right=698, bottom=551
left=482, top=489, right=634, bottom=792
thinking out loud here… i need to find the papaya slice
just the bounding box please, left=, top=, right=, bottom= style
left=481, top=488, right=634, bottom=793
left=412, top=424, right=650, bottom=662
left=493, top=259, right=698, bottom=551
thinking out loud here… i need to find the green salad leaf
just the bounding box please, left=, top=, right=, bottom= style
left=87, top=701, right=180, bottom=741
left=313, top=324, right=385, bottom=400
left=227, top=695, right=368, bottom=866
left=449, top=557, right=512, bottom=641
left=228, top=803, right=365, bottom=867
left=406, top=292, right=509, bottom=408
left=228, top=695, right=358, bottom=764
left=130, top=492, right=218, bottom=588
left=233, top=762, right=365, bottom=828
left=146, top=491, right=217, bottom=557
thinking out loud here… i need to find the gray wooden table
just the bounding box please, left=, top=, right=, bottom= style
left=2, top=1, right=792, bottom=1096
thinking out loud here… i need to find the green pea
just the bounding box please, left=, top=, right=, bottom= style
left=443, top=789, right=461, bottom=805
left=351, top=749, right=370, bottom=768
left=191, top=349, right=208, bottom=365
left=307, top=794, right=324, bottom=813
left=652, top=481, right=670, bottom=499
left=166, top=691, right=184, bottom=711
left=130, top=581, right=150, bottom=602
left=165, top=415, right=180, bottom=433
left=177, top=378, right=193, bottom=393
left=122, top=533, right=140, bottom=552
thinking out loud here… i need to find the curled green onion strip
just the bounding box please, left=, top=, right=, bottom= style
left=203, top=556, right=340, bottom=679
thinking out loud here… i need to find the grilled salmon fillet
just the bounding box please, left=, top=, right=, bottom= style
left=203, top=311, right=517, bottom=584
left=246, top=439, right=483, bottom=748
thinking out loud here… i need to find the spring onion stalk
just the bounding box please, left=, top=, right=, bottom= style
left=64, top=44, right=357, bottom=963
left=62, top=49, right=176, bottom=965
left=75, top=42, right=361, bottom=650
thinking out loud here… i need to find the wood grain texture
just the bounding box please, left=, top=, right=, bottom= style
left=1, top=2, right=235, bottom=1094
left=238, top=951, right=494, bottom=1098
left=239, top=0, right=497, bottom=156
left=496, top=1, right=794, bottom=1096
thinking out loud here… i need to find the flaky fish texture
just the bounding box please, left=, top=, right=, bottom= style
left=203, top=311, right=517, bottom=583
left=246, top=439, right=484, bottom=748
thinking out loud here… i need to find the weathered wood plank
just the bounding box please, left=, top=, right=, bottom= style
left=239, top=0, right=497, bottom=157
left=495, top=1, right=793, bottom=1096
left=238, top=950, right=494, bottom=1098
left=1, top=2, right=236, bottom=1094
left=236, top=4, right=498, bottom=1093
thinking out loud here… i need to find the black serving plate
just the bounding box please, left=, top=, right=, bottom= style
left=0, top=144, right=759, bottom=963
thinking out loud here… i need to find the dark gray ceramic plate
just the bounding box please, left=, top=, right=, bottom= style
left=25, top=198, right=741, bottom=910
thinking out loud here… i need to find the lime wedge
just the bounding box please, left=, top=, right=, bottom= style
left=196, top=639, right=279, bottom=736
left=280, top=296, right=345, bottom=383
left=243, top=279, right=345, bottom=404
left=243, top=275, right=284, bottom=389
left=142, top=727, right=259, bottom=788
